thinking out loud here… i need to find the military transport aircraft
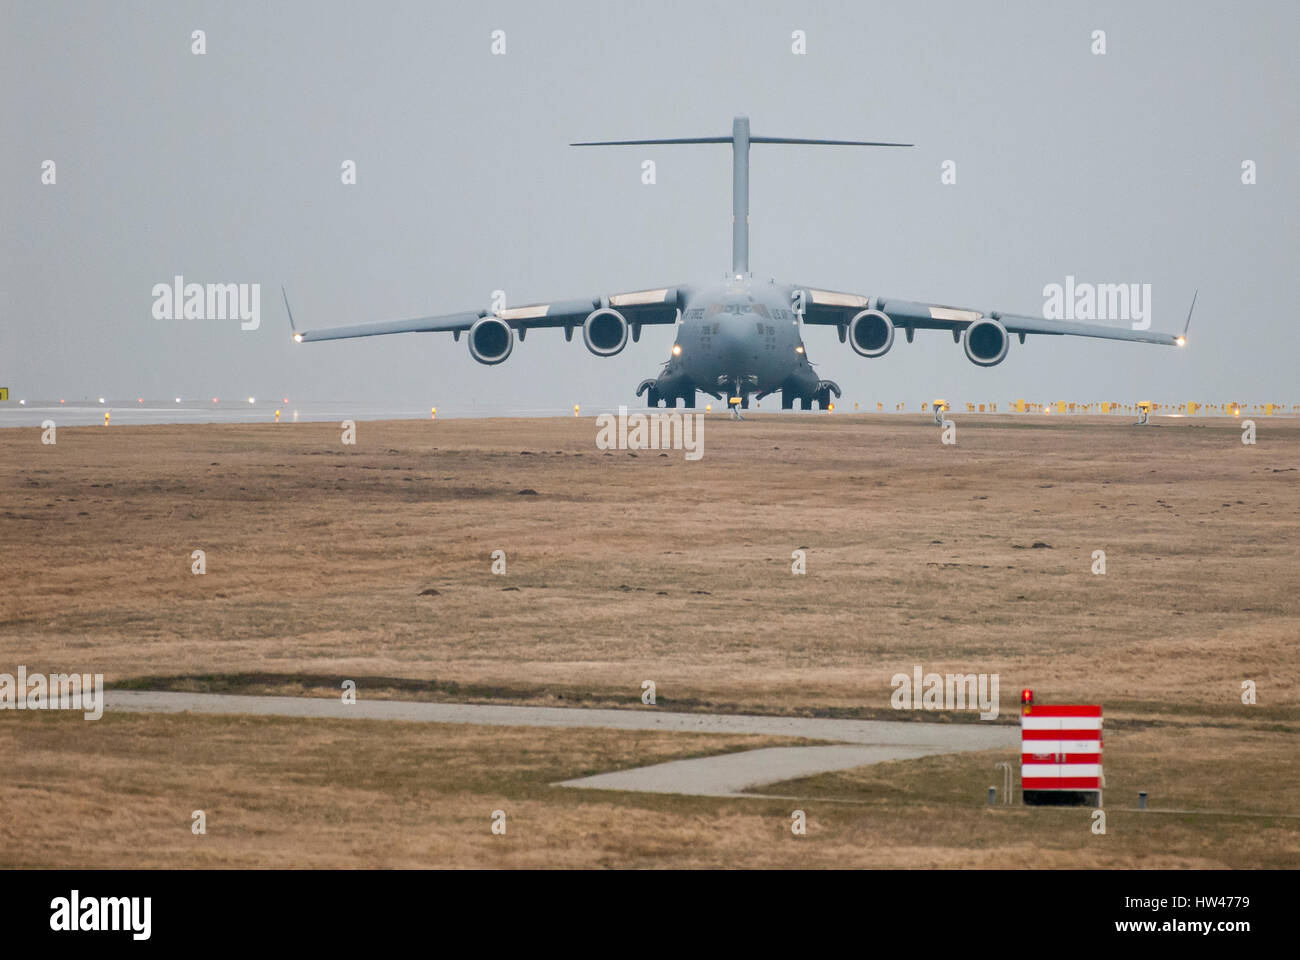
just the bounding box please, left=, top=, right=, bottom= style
left=286, top=116, right=1190, bottom=412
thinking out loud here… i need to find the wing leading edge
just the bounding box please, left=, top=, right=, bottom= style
left=285, top=286, right=684, bottom=344
left=793, top=287, right=1192, bottom=347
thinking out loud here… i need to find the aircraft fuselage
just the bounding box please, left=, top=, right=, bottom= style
left=643, top=277, right=828, bottom=408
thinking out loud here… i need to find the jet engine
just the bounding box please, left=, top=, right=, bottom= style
left=468, top=316, right=514, bottom=365
left=847, top=309, right=895, bottom=358
left=582, top=307, right=629, bottom=357
left=962, top=317, right=1010, bottom=367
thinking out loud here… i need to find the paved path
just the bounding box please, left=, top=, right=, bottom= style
left=555, top=745, right=949, bottom=797
left=106, top=690, right=1017, bottom=797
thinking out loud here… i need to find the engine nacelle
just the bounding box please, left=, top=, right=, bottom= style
left=847, top=309, right=895, bottom=358
left=963, top=317, right=1010, bottom=367
left=468, top=316, right=514, bottom=365
left=582, top=307, right=629, bottom=357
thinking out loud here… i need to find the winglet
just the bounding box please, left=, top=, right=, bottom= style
left=1178, top=288, right=1197, bottom=346
left=282, top=286, right=303, bottom=342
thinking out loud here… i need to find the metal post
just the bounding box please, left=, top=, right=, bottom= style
left=995, top=762, right=1013, bottom=805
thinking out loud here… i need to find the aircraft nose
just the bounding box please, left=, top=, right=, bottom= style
left=715, top=324, right=747, bottom=365
left=719, top=316, right=754, bottom=351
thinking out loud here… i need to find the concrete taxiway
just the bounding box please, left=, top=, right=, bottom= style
left=106, top=690, right=1017, bottom=798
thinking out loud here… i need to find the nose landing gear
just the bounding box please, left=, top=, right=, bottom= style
left=729, top=381, right=750, bottom=419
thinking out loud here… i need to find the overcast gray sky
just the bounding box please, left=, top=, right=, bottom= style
left=3, top=0, right=1297, bottom=412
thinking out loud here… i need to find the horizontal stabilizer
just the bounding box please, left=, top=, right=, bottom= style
left=751, top=136, right=911, bottom=146
left=571, top=115, right=913, bottom=274
left=571, top=137, right=730, bottom=146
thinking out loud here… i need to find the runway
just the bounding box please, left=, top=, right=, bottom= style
left=105, top=690, right=1016, bottom=798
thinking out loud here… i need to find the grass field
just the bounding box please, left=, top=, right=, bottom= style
left=2, top=413, right=1297, bottom=867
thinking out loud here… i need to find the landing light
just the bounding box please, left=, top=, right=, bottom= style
left=1175, top=336, right=1186, bottom=347
left=294, top=333, right=303, bottom=343
left=672, top=343, right=682, bottom=356
left=795, top=345, right=804, bottom=354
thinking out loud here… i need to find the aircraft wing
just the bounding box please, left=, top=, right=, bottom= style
left=284, top=286, right=683, bottom=343
left=791, top=287, right=1190, bottom=347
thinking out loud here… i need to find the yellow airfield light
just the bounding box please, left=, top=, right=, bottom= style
left=573, top=404, right=580, bottom=417
left=705, top=404, right=712, bottom=412
left=431, top=406, right=437, bottom=420
left=827, top=402, right=835, bottom=412
left=274, top=409, right=281, bottom=422
left=103, top=411, right=110, bottom=425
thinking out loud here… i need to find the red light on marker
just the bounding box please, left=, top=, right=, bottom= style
left=1021, top=688, right=1034, bottom=704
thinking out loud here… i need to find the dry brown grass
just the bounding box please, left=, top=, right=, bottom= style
left=1, top=414, right=1297, bottom=866
left=1, top=712, right=1294, bottom=868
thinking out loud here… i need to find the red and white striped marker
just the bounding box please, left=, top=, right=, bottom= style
left=1021, top=703, right=1102, bottom=794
